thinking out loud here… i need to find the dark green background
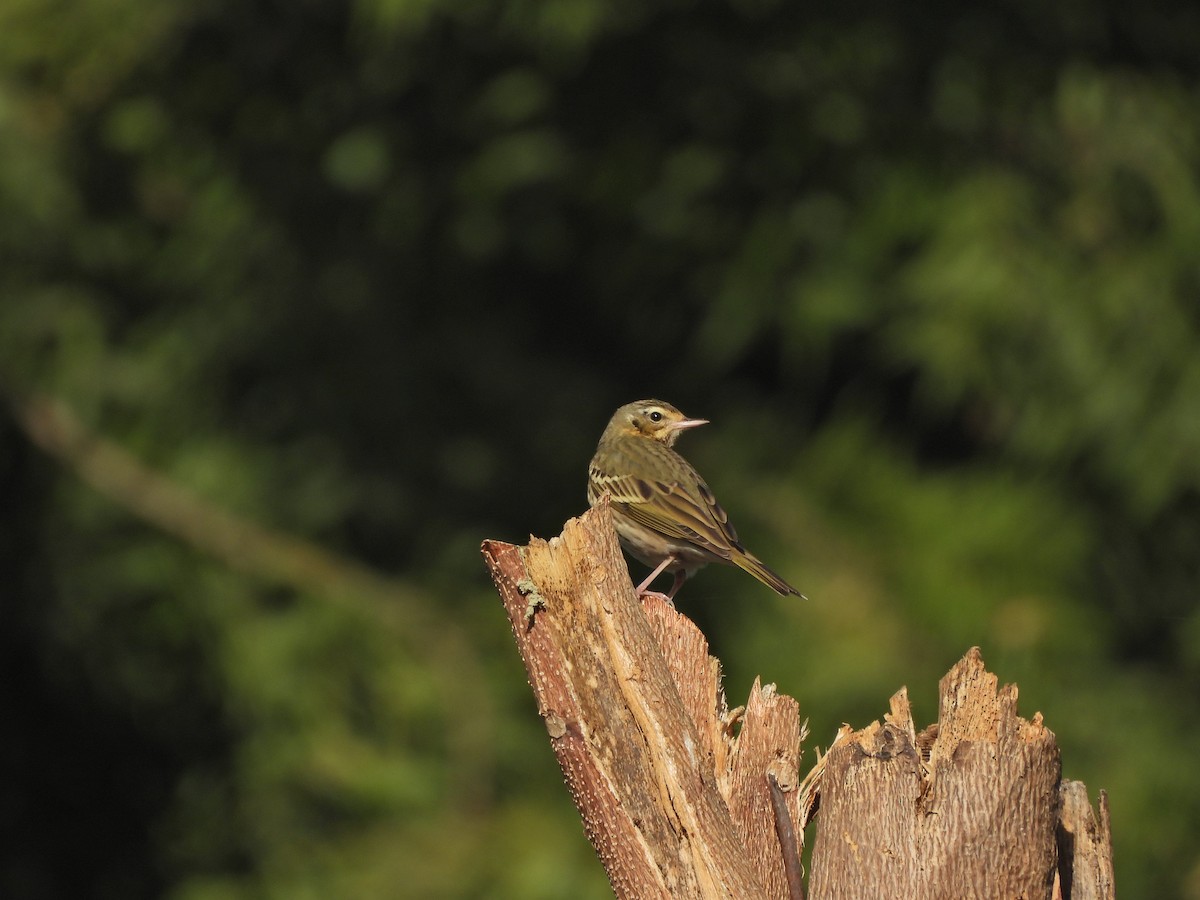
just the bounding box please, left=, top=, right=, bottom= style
left=2, top=0, right=1198, bottom=897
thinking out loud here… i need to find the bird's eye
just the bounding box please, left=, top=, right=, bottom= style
left=647, top=410, right=663, bottom=423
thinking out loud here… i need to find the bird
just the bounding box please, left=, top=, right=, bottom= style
left=587, top=399, right=804, bottom=601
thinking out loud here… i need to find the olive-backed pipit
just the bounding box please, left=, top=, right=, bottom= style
left=588, top=399, right=804, bottom=600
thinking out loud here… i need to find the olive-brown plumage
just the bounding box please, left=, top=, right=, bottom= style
left=588, top=399, right=804, bottom=600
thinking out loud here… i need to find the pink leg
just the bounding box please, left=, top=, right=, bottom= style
left=635, top=556, right=676, bottom=595
left=666, top=569, right=688, bottom=600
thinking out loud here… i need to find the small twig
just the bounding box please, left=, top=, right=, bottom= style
left=768, top=772, right=806, bottom=900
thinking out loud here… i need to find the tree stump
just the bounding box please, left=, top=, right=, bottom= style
left=481, top=503, right=1114, bottom=900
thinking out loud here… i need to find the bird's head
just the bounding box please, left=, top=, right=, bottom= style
left=606, top=399, right=708, bottom=447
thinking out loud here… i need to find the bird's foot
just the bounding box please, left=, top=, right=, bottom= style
left=637, top=588, right=675, bottom=608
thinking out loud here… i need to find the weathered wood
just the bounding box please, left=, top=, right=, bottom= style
left=809, top=649, right=1063, bottom=900
left=1056, top=781, right=1115, bottom=900
left=640, top=590, right=810, bottom=898
left=481, top=500, right=807, bottom=900
left=483, top=508, right=1115, bottom=900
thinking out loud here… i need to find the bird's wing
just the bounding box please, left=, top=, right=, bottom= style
left=591, top=465, right=741, bottom=561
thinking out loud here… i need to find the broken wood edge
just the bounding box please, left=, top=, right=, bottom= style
left=481, top=501, right=807, bottom=900
left=483, top=509, right=1115, bottom=900
left=1056, top=781, right=1116, bottom=900
left=804, top=647, right=1113, bottom=899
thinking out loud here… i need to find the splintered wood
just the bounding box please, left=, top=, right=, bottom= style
left=482, top=506, right=1114, bottom=900
left=482, top=500, right=806, bottom=900
left=809, top=649, right=1112, bottom=900
left=1056, top=781, right=1115, bottom=900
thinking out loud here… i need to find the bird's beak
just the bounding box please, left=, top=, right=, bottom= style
left=670, top=417, right=709, bottom=432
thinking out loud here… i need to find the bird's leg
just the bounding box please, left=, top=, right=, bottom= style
left=666, top=568, right=688, bottom=600
left=635, top=555, right=676, bottom=596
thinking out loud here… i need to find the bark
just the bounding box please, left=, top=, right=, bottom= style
left=1056, top=782, right=1115, bottom=900
left=809, top=652, right=1065, bottom=899
left=482, top=504, right=1114, bottom=900
left=481, top=499, right=810, bottom=900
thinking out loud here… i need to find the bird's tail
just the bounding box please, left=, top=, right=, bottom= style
left=732, top=549, right=806, bottom=599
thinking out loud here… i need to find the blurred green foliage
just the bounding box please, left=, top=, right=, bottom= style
left=2, top=0, right=1199, bottom=897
